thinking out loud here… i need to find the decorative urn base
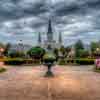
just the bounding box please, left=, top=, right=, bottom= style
left=43, top=53, right=56, bottom=77
left=45, top=63, right=54, bottom=77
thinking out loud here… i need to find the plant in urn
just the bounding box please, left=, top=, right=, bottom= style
left=43, top=53, right=56, bottom=77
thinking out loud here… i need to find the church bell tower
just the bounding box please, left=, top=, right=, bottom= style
left=47, top=19, right=53, bottom=42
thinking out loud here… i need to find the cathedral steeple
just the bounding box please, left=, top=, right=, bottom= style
left=38, top=32, right=42, bottom=46
left=47, top=19, right=53, bottom=42
left=58, top=32, right=62, bottom=45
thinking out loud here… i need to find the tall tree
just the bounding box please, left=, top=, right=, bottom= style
left=0, top=43, right=4, bottom=48
left=4, top=43, right=11, bottom=56
left=90, top=42, right=100, bottom=57
left=75, top=40, right=84, bottom=50
left=60, top=45, right=66, bottom=56
left=90, top=42, right=99, bottom=52
left=74, top=40, right=84, bottom=58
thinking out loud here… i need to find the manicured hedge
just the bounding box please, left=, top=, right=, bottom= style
left=66, top=59, right=74, bottom=63
left=58, top=58, right=95, bottom=65
left=1, top=58, right=95, bottom=65
left=58, top=59, right=67, bottom=65
left=4, top=58, right=25, bottom=65
left=75, top=58, right=94, bottom=65
left=23, top=59, right=33, bottom=64
left=4, top=58, right=40, bottom=65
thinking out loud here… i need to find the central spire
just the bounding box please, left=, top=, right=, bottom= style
left=47, top=19, right=53, bottom=42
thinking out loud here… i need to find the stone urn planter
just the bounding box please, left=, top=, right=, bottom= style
left=43, top=53, right=56, bottom=77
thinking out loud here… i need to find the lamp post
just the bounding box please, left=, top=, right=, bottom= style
left=0, top=48, right=4, bottom=58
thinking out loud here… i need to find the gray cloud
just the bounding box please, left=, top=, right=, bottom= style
left=0, top=0, right=100, bottom=46
left=0, top=0, right=48, bottom=21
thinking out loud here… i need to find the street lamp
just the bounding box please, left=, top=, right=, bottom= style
left=96, top=48, right=100, bottom=52
left=0, top=48, right=4, bottom=57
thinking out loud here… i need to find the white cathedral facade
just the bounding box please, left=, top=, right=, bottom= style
left=38, top=20, right=62, bottom=49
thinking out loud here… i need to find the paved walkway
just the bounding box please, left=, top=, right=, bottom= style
left=0, top=65, right=100, bottom=100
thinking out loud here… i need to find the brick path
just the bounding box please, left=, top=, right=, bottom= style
left=0, top=65, right=100, bottom=100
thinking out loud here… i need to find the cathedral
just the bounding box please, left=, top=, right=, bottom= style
left=38, top=19, right=62, bottom=49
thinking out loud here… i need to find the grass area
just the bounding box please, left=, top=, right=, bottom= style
left=0, top=67, right=6, bottom=73
left=94, top=68, right=100, bottom=73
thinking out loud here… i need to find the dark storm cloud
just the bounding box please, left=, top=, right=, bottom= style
left=53, top=0, right=100, bottom=17
left=21, top=1, right=48, bottom=16
left=53, top=3, right=82, bottom=17
left=0, top=0, right=100, bottom=45
left=85, top=0, right=100, bottom=9
left=31, top=21, right=47, bottom=28
left=0, top=0, right=99, bottom=22
left=0, top=0, right=48, bottom=21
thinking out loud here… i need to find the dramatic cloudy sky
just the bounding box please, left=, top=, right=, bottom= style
left=0, top=0, right=100, bottom=46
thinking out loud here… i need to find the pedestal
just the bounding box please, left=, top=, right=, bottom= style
left=45, top=64, right=54, bottom=77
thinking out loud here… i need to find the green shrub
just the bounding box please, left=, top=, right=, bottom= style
left=66, top=59, right=74, bottom=63
left=4, top=58, right=25, bottom=65
left=75, top=58, right=94, bottom=65
left=4, top=58, right=41, bottom=65
left=58, top=58, right=94, bottom=65
left=58, top=59, right=66, bottom=65
left=24, top=58, right=43, bottom=65
left=23, top=59, right=33, bottom=64
left=27, top=47, right=45, bottom=59
left=8, top=50, right=25, bottom=58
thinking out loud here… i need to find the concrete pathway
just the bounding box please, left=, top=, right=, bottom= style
left=0, top=65, right=99, bottom=100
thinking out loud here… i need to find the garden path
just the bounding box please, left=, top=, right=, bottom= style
left=0, top=65, right=99, bottom=100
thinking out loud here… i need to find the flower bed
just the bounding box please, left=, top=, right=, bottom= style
left=95, top=58, right=100, bottom=70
